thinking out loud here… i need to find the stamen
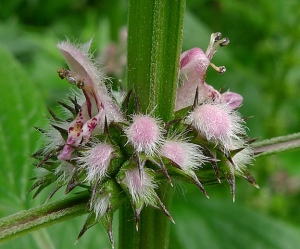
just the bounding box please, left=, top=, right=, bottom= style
left=57, top=68, right=77, bottom=85
left=210, top=63, right=226, bottom=74
left=214, top=32, right=222, bottom=42
left=220, top=38, right=230, bottom=47
left=206, top=32, right=230, bottom=59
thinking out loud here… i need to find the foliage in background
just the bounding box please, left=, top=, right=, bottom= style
left=1, top=0, right=300, bottom=248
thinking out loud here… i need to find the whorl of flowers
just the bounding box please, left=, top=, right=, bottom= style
left=32, top=33, right=258, bottom=246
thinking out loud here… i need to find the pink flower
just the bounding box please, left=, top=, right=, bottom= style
left=180, top=48, right=210, bottom=80
left=221, top=91, right=243, bottom=109
left=56, top=40, right=124, bottom=160
left=57, top=40, right=103, bottom=116
left=175, top=33, right=229, bottom=111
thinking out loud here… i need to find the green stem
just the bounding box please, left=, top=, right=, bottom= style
left=118, top=202, right=137, bottom=249
left=253, top=132, right=300, bottom=158
left=124, top=0, right=185, bottom=248
left=127, top=0, right=185, bottom=121
left=0, top=192, right=89, bottom=244
left=138, top=183, right=173, bottom=249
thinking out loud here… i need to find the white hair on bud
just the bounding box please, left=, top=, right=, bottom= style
left=124, top=114, right=165, bottom=156
left=123, top=168, right=157, bottom=206
left=77, top=141, right=115, bottom=183
left=187, top=101, right=246, bottom=153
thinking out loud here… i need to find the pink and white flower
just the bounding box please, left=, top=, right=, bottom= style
left=56, top=40, right=124, bottom=160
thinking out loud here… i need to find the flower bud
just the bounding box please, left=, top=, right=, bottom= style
left=187, top=102, right=246, bottom=152
left=119, top=167, right=156, bottom=205
left=55, top=161, right=76, bottom=184
left=77, top=142, right=115, bottom=183
left=161, top=140, right=206, bottom=172
left=231, top=146, right=254, bottom=172
left=124, top=114, right=164, bottom=155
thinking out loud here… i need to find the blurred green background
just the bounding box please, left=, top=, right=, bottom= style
left=1, top=0, right=300, bottom=248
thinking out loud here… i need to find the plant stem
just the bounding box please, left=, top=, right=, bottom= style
left=125, top=0, right=185, bottom=248
left=138, top=183, right=174, bottom=249
left=118, top=202, right=137, bottom=249
left=0, top=192, right=89, bottom=244
left=253, top=132, right=300, bottom=158
left=127, top=0, right=185, bottom=121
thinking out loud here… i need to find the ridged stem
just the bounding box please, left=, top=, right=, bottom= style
left=0, top=192, right=89, bottom=244
left=253, top=132, right=300, bottom=158
left=121, top=0, right=186, bottom=248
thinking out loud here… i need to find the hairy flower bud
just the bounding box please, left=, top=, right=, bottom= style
left=231, top=146, right=254, bottom=172
left=77, top=142, right=115, bottom=183
left=187, top=102, right=246, bottom=152
left=120, top=167, right=157, bottom=206
left=124, top=114, right=164, bottom=155
left=55, top=161, right=76, bottom=184
left=161, top=140, right=206, bottom=172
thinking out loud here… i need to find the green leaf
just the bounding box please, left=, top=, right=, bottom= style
left=170, top=191, right=300, bottom=249
left=0, top=45, right=47, bottom=214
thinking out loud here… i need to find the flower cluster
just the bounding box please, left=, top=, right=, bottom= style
left=32, top=33, right=258, bottom=246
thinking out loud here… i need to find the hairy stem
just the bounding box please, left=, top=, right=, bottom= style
left=0, top=192, right=89, bottom=244
left=124, top=0, right=185, bottom=248
left=127, top=0, right=185, bottom=121
left=253, top=132, right=300, bottom=158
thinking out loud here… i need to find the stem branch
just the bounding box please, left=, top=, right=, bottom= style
left=0, top=192, right=89, bottom=244
left=253, top=132, right=300, bottom=158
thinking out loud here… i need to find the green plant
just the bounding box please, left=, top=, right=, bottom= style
left=1, top=1, right=300, bottom=249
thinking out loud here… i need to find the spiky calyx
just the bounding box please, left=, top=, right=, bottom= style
left=32, top=34, right=258, bottom=246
